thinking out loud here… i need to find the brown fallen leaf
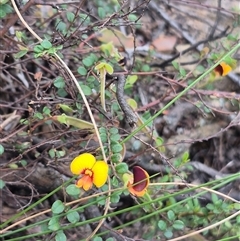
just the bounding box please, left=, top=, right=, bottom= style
left=151, top=35, right=177, bottom=52
left=97, top=28, right=136, bottom=49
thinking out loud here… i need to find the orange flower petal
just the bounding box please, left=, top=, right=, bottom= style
left=70, top=153, right=96, bottom=175
left=128, top=185, right=146, bottom=197
left=76, top=175, right=93, bottom=191
left=128, top=166, right=149, bottom=197
left=214, top=62, right=232, bottom=76
left=92, top=161, right=109, bottom=188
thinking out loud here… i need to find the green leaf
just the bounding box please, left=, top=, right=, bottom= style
left=34, top=45, right=44, bottom=54
left=110, top=192, right=121, bottom=203
left=167, top=210, right=175, bottom=221
left=77, top=66, right=87, bottom=75
left=0, top=180, right=5, bottom=189
left=125, top=75, right=138, bottom=89
left=55, top=230, right=66, bottom=241
left=0, top=0, right=9, bottom=4
left=0, top=3, right=13, bottom=18
left=104, top=63, right=114, bottom=74
left=82, top=56, right=94, bottom=67
left=211, top=193, right=219, bottom=204
left=66, top=11, right=75, bottom=22
left=66, top=210, right=80, bottom=223
left=128, top=13, right=138, bottom=22
left=182, top=151, right=189, bottom=163
left=158, top=220, right=167, bottom=231
left=98, top=7, right=105, bottom=19
left=100, top=133, right=108, bottom=143
left=99, top=127, right=107, bottom=133
left=34, top=112, right=43, bottom=120
left=110, top=134, right=121, bottom=142
left=172, top=60, right=179, bottom=70
left=111, top=176, right=119, bottom=187
left=54, top=77, right=65, bottom=88
left=41, top=39, right=52, bottom=49
left=93, top=237, right=103, bottom=241
left=66, top=184, right=81, bottom=196
left=111, top=143, right=123, bottom=153
left=179, top=67, right=186, bottom=77
left=109, top=127, right=118, bottom=134
left=57, top=88, right=68, bottom=97
left=14, top=49, right=28, bottom=59
left=56, top=150, right=66, bottom=158
left=47, top=47, right=57, bottom=54
left=106, top=238, right=115, bottom=241
left=19, top=159, right=27, bottom=166
left=111, top=153, right=122, bottom=163
left=48, top=216, right=60, bottom=231
left=115, top=163, right=128, bottom=174
left=56, top=21, right=67, bottom=34
left=0, top=144, right=4, bottom=155
left=96, top=196, right=106, bottom=206
left=51, top=200, right=65, bottom=214
left=236, top=214, right=240, bottom=224
left=80, top=84, right=92, bottom=95
left=55, top=114, right=94, bottom=130
left=43, top=106, right=51, bottom=115
left=142, top=64, right=150, bottom=72
left=164, top=229, right=173, bottom=239
left=8, top=163, right=18, bottom=169
left=49, top=149, right=55, bottom=158
left=173, top=220, right=185, bottom=230
left=58, top=104, right=74, bottom=114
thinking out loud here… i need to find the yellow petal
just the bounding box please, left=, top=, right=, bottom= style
left=92, top=161, right=109, bottom=188
left=70, top=153, right=96, bottom=175
left=221, top=62, right=232, bottom=76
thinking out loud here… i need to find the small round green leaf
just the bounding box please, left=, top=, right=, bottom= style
left=109, top=127, right=118, bottom=134
left=77, top=66, right=87, bottom=75
left=48, top=216, right=60, bottom=231
left=51, top=200, right=65, bottom=214
left=54, top=77, right=65, bottom=89
left=82, top=56, right=94, bottom=67
left=66, top=184, right=81, bottom=196
left=100, top=133, right=108, bottom=143
left=98, top=7, right=105, bottom=19
left=0, top=180, right=5, bottom=189
left=110, top=192, right=121, bottom=203
left=164, top=229, right=173, bottom=239
left=80, top=84, right=92, bottom=96
left=0, top=144, right=4, bottom=155
left=41, top=39, right=52, bottom=49
left=93, top=237, right=102, bottom=241
left=33, top=45, right=44, bottom=53
left=55, top=230, right=66, bottom=241
left=110, top=134, right=121, bottom=142
left=158, top=220, right=167, bottom=231
left=115, top=163, right=128, bottom=174
left=66, top=210, right=80, bottom=223
left=173, top=220, right=185, bottom=230
left=66, top=11, right=75, bottom=22
left=111, top=143, right=123, bottom=153
left=167, top=210, right=175, bottom=221
left=111, top=153, right=122, bottom=163
left=106, top=238, right=115, bottom=241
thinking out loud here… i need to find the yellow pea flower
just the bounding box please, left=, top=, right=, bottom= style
left=123, top=166, right=150, bottom=197
left=70, top=153, right=108, bottom=191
